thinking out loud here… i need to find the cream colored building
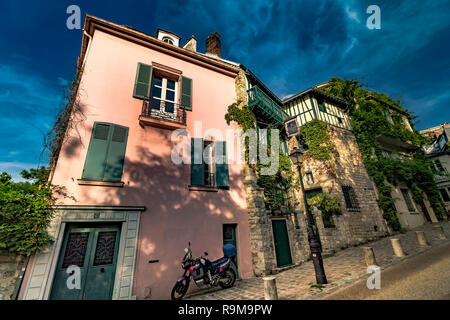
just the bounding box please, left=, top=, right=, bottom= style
left=423, top=126, right=450, bottom=214
left=371, top=98, right=438, bottom=229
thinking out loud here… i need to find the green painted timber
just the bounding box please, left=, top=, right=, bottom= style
left=247, top=86, right=289, bottom=125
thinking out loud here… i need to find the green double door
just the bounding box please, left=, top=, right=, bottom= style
left=50, top=223, right=121, bottom=300
left=272, top=220, right=292, bottom=267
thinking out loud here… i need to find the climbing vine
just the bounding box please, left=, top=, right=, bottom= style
left=319, top=77, right=447, bottom=230
left=44, top=68, right=85, bottom=178
left=224, top=101, right=256, bottom=131
left=297, top=119, right=339, bottom=178
left=225, top=102, right=298, bottom=211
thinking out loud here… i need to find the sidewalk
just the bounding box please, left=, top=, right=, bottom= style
left=185, top=221, right=450, bottom=300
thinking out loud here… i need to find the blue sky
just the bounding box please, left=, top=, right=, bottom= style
left=1, top=0, right=449, bottom=180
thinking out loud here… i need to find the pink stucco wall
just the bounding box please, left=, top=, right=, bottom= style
left=46, top=30, right=253, bottom=299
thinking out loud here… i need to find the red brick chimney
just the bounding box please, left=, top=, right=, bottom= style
left=205, top=32, right=221, bottom=58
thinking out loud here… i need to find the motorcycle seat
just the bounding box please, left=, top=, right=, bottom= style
left=211, top=256, right=229, bottom=269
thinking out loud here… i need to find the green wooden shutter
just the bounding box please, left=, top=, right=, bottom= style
left=318, top=103, right=327, bottom=113
left=133, top=63, right=152, bottom=99
left=190, top=138, right=204, bottom=185
left=180, top=76, right=192, bottom=110
left=82, top=123, right=111, bottom=180
left=104, top=125, right=129, bottom=182
left=215, top=141, right=230, bottom=188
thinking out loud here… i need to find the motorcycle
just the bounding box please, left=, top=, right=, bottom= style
left=170, top=242, right=237, bottom=300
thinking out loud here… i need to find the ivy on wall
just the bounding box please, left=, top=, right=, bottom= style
left=45, top=68, right=85, bottom=176
left=297, top=119, right=339, bottom=177
left=319, top=77, right=447, bottom=230
left=225, top=103, right=298, bottom=211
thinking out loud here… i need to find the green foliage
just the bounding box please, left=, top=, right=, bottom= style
left=0, top=167, right=56, bottom=254
left=224, top=102, right=256, bottom=131
left=298, top=119, right=338, bottom=162
left=307, top=193, right=341, bottom=215
left=257, top=146, right=297, bottom=211
left=46, top=68, right=84, bottom=171
left=319, top=77, right=447, bottom=228
left=224, top=103, right=298, bottom=211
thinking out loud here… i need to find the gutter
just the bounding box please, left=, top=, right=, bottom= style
left=81, top=29, right=93, bottom=70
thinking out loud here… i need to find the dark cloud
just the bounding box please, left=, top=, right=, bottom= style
left=0, top=0, right=449, bottom=175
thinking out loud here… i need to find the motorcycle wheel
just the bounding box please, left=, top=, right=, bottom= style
left=219, top=269, right=236, bottom=289
left=171, top=279, right=189, bottom=300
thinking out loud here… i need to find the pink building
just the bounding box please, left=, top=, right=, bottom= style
left=19, top=15, right=254, bottom=300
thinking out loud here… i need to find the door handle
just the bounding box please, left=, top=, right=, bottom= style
left=100, top=267, right=105, bottom=273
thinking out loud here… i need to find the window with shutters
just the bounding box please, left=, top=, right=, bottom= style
left=203, top=141, right=215, bottom=187
left=190, top=138, right=229, bottom=190
left=341, top=185, right=360, bottom=211
left=317, top=97, right=327, bottom=113
left=81, top=122, right=128, bottom=184
left=135, top=62, right=190, bottom=128
left=400, top=188, right=416, bottom=212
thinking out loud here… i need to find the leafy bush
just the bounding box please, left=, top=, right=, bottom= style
left=0, top=167, right=57, bottom=254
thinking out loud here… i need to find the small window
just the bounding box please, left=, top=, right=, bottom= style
left=322, top=211, right=335, bottom=228
left=434, top=160, right=445, bottom=173
left=341, top=185, right=360, bottom=211
left=439, top=188, right=450, bottom=202
left=337, top=117, right=343, bottom=124
left=400, top=188, right=416, bottom=212
left=306, top=172, right=314, bottom=184
left=162, top=36, right=174, bottom=45
left=318, top=103, right=327, bottom=113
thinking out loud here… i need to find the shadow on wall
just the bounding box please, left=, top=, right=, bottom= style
left=73, top=138, right=247, bottom=298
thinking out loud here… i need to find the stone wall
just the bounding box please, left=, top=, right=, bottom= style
left=234, top=67, right=388, bottom=275
left=295, top=127, right=389, bottom=253
left=243, top=165, right=310, bottom=275
left=0, top=253, right=27, bottom=300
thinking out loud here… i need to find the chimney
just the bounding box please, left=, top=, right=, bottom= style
left=182, top=35, right=197, bottom=52
left=205, top=32, right=221, bottom=58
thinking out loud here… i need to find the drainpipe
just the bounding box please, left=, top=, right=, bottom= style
left=11, top=253, right=31, bottom=300
left=82, top=29, right=93, bottom=69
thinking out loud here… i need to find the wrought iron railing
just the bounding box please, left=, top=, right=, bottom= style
left=142, top=98, right=186, bottom=126
left=247, top=86, right=289, bottom=124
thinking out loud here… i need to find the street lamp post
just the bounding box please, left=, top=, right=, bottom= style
left=289, top=146, right=328, bottom=285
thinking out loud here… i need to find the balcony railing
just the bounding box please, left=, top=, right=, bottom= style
left=247, top=86, right=289, bottom=125
left=140, top=98, right=186, bottom=128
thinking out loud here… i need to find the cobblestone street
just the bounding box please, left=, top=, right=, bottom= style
left=185, top=221, right=450, bottom=300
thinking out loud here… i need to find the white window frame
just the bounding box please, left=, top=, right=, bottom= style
left=162, top=36, right=174, bottom=45
left=151, top=75, right=178, bottom=118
